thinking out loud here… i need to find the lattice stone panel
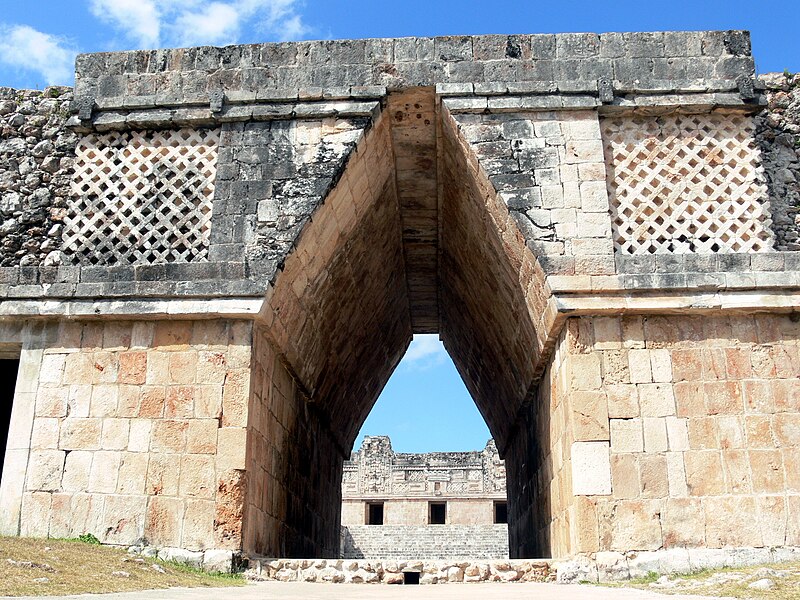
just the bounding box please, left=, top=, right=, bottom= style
left=65, top=128, right=219, bottom=265
left=602, top=113, right=773, bottom=254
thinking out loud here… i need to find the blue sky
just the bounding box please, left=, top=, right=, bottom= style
left=1, top=0, right=799, bottom=89
left=2, top=1, right=798, bottom=452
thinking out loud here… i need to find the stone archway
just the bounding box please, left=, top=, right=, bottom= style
left=241, top=88, right=550, bottom=558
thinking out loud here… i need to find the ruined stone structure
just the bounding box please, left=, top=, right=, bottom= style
left=340, top=436, right=508, bottom=559
left=0, top=30, right=799, bottom=577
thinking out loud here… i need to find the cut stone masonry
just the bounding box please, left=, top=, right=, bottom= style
left=0, top=30, right=799, bottom=580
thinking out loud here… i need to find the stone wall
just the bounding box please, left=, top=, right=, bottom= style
left=756, top=73, right=800, bottom=250
left=341, top=525, right=509, bottom=560
left=0, top=87, right=75, bottom=268
left=0, top=319, right=251, bottom=556
left=506, top=313, right=800, bottom=558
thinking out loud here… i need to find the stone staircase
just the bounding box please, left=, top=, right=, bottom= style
left=340, top=524, right=509, bottom=559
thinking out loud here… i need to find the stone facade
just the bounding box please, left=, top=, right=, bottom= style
left=0, top=30, right=799, bottom=578
left=339, top=436, right=508, bottom=559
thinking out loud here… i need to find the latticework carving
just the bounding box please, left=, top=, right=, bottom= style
left=65, top=128, right=219, bottom=265
left=602, top=113, right=773, bottom=254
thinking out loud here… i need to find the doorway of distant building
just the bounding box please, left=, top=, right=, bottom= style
left=0, top=356, right=20, bottom=483
left=366, top=502, right=384, bottom=525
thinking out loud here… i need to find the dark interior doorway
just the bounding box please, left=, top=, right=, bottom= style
left=429, top=501, right=446, bottom=525
left=0, top=358, right=20, bottom=482
left=494, top=501, right=508, bottom=524
left=367, top=502, right=384, bottom=525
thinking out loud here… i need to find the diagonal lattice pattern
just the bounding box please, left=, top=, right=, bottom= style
left=602, top=113, right=774, bottom=254
left=64, top=128, right=219, bottom=265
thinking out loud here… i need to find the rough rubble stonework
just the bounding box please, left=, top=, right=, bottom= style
left=0, top=30, right=799, bottom=582
left=756, top=73, right=800, bottom=250
left=0, top=87, right=76, bottom=268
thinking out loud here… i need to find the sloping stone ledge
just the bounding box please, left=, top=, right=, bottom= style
left=556, top=546, right=800, bottom=584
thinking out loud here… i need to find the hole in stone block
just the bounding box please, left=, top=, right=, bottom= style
left=403, top=571, right=420, bottom=585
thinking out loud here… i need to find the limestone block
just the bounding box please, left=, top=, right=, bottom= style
left=88, top=451, right=121, bottom=493
left=572, top=496, right=599, bottom=552
left=772, top=413, right=800, bottom=447
left=665, top=452, right=688, bottom=497
left=196, top=351, right=227, bottom=384
left=606, top=384, right=639, bottom=418
left=138, top=386, right=165, bottom=418
left=638, top=383, right=676, bottom=417
left=146, top=454, right=180, bottom=496
left=117, top=452, right=149, bottom=495
left=203, top=549, right=234, bottom=573
left=602, top=351, right=630, bottom=384
left=571, top=441, right=611, bottom=495
left=147, top=499, right=186, bottom=548
left=757, top=496, right=788, bottom=546
left=67, top=385, right=92, bottom=418
left=168, top=351, right=197, bottom=385
left=62, top=450, right=92, bottom=492
left=704, top=496, right=763, bottom=548
left=151, top=420, right=188, bottom=453
left=38, top=354, right=65, bottom=384
left=610, top=418, right=643, bottom=453
left=128, top=420, right=152, bottom=452
left=146, top=351, right=171, bottom=385
left=217, top=427, right=247, bottom=471
left=35, top=387, right=68, bottom=418
left=674, top=381, right=705, bottom=417
left=102, top=494, right=146, bottom=545
left=186, top=419, right=219, bottom=454
left=643, top=417, right=668, bottom=453
left=571, top=391, right=609, bottom=441
left=568, top=354, right=602, bottom=391
left=649, top=349, right=672, bottom=383
left=165, top=386, right=194, bottom=418
left=665, top=416, right=689, bottom=451
left=64, top=353, right=94, bottom=383
left=101, top=418, right=130, bottom=450
left=26, top=450, right=65, bottom=491
left=60, top=418, right=102, bottom=450
left=704, top=381, right=743, bottom=415
left=607, top=499, right=663, bottom=551
left=20, top=492, right=52, bottom=537
left=684, top=451, right=724, bottom=496
left=687, top=417, right=717, bottom=449
left=195, top=385, right=223, bottom=419
left=749, top=448, right=785, bottom=493
left=639, top=455, right=668, bottom=498
left=183, top=499, right=216, bottom=551
left=628, top=350, right=652, bottom=384
left=179, top=455, right=215, bottom=498
left=671, top=349, right=702, bottom=382
left=118, top=351, right=147, bottom=385
left=158, top=547, right=203, bottom=568
left=610, top=453, right=639, bottom=499
left=30, top=418, right=59, bottom=449
left=222, top=369, right=250, bottom=427
left=91, top=352, right=119, bottom=384
left=90, top=385, right=119, bottom=417
left=595, top=551, right=628, bottom=582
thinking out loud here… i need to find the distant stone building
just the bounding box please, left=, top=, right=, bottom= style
left=340, top=436, right=509, bottom=559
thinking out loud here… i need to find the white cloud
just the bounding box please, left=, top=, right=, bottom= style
left=0, top=25, right=77, bottom=86
left=402, top=334, right=448, bottom=371
left=88, top=0, right=310, bottom=49
left=173, top=3, right=242, bottom=47
left=89, top=0, right=160, bottom=48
